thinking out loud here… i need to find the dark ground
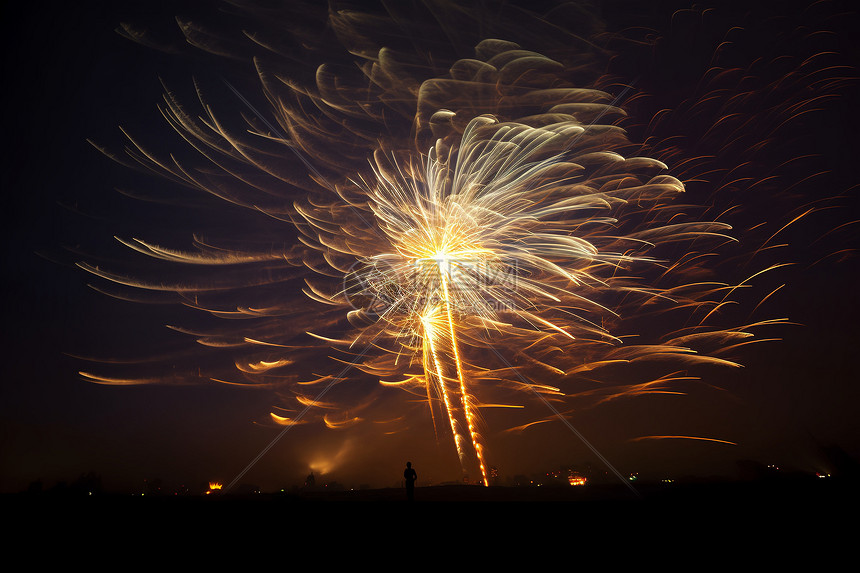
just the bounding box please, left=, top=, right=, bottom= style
left=6, top=479, right=856, bottom=552
left=7, top=476, right=855, bottom=504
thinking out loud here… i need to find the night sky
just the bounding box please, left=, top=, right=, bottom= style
left=2, top=0, right=859, bottom=494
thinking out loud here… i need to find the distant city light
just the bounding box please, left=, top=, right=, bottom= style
left=205, top=481, right=223, bottom=495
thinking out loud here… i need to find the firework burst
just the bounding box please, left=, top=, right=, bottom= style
left=76, top=1, right=855, bottom=484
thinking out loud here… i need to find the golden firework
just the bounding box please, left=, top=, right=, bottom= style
left=78, top=2, right=853, bottom=484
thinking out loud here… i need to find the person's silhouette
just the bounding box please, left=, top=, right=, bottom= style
left=404, top=461, right=417, bottom=501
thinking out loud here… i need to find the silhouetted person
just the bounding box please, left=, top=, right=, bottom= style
left=404, top=462, right=417, bottom=501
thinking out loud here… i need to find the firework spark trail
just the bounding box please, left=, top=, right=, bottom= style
left=485, top=344, right=641, bottom=498
left=421, top=308, right=465, bottom=459
left=440, top=271, right=487, bottom=485
left=224, top=328, right=383, bottom=493
left=221, top=78, right=387, bottom=243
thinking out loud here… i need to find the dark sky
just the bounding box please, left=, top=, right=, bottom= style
left=2, top=0, right=859, bottom=494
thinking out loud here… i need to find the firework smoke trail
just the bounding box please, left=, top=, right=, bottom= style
left=75, top=1, right=856, bottom=484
